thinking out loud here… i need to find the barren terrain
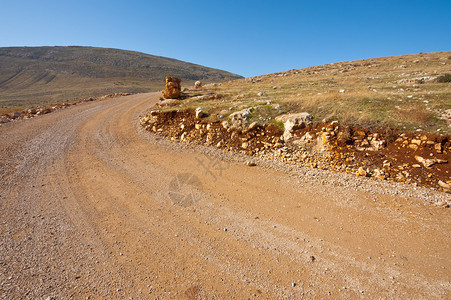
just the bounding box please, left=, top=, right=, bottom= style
left=1, top=93, right=450, bottom=299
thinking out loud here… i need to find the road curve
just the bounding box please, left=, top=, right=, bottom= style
left=0, top=93, right=450, bottom=299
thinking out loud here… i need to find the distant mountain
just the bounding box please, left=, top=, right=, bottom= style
left=0, top=46, right=243, bottom=111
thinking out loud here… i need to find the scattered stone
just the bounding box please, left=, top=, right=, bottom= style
left=0, top=115, right=10, bottom=124
left=257, top=92, right=264, bottom=97
left=229, top=108, right=251, bottom=128
left=411, top=139, right=421, bottom=145
left=195, top=107, right=205, bottom=118
left=248, top=121, right=258, bottom=130
left=435, top=143, right=443, bottom=153
left=408, top=144, right=419, bottom=151
left=373, top=168, right=386, bottom=179
left=336, top=128, right=352, bottom=146
left=246, top=161, right=257, bottom=166
left=415, top=156, right=448, bottom=168
left=357, top=167, right=368, bottom=177
left=275, top=113, right=313, bottom=141
left=438, top=180, right=451, bottom=190
left=141, top=109, right=451, bottom=193
left=9, top=112, right=20, bottom=119
left=370, top=139, right=386, bottom=151
left=158, top=99, right=180, bottom=107
left=435, top=201, right=449, bottom=207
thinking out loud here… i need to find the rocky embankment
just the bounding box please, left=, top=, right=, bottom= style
left=141, top=107, right=450, bottom=195
left=0, top=93, right=132, bottom=125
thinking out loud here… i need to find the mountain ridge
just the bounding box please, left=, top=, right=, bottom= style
left=0, top=46, right=243, bottom=112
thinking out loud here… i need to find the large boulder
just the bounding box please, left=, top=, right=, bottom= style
left=275, top=112, right=313, bottom=141
left=162, top=76, right=181, bottom=99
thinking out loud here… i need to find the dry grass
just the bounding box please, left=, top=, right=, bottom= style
left=178, top=51, right=451, bottom=134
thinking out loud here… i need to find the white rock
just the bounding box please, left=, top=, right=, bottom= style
left=275, top=113, right=313, bottom=141
left=195, top=107, right=205, bottom=118
left=229, top=108, right=251, bottom=128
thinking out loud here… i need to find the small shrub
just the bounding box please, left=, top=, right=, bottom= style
left=437, top=74, right=451, bottom=83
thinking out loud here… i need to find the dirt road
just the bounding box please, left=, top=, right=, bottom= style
left=0, top=93, right=449, bottom=299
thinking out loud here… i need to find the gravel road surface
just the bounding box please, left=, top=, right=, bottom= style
left=0, top=93, right=449, bottom=299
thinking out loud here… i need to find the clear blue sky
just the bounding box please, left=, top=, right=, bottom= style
left=1, top=0, right=450, bottom=77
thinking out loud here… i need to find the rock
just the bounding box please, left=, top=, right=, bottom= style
left=0, top=115, right=10, bottom=124
left=195, top=124, right=202, bottom=130
left=415, top=156, right=448, bottom=168
left=229, top=108, right=251, bottom=128
left=194, top=80, right=202, bottom=88
left=9, top=112, right=20, bottom=119
left=411, top=139, right=421, bottom=145
left=357, top=167, right=368, bottom=177
left=246, top=161, right=256, bottom=166
left=242, top=142, right=249, bottom=149
left=370, top=139, right=386, bottom=151
left=373, top=168, right=385, bottom=179
left=161, top=76, right=181, bottom=99
left=336, top=128, right=351, bottom=146
left=275, top=113, right=313, bottom=141
left=435, top=201, right=449, bottom=207
left=195, top=107, right=205, bottom=118
left=257, top=92, right=264, bottom=97
left=408, top=144, right=419, bottom=151
left=339, top=89, right=345, bottom=93
left=438, top=180, right=451, bottom=190
left=221, top=120, right=230, bottom=129
left=435, top=143, right=443, bottom=153
left=158, top=99, right=180, bottom=107
left=293, top=132, right=314, bottom=146
left=248, top=121, right=258, bottom=130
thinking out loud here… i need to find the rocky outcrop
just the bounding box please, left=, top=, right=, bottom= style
left=275, top=113, right=313, bottom=141
left=140, top=109, right=451, bottom=192
left=229, top=108, right=252, bottom=128
left=162, top=76, right=181, bottom=99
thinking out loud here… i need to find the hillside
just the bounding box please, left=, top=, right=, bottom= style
left=0, top=46, right=242, bottom=113
left=175, top=51, right=451, bottom=134
left=140, top=52, right=451, bottom=191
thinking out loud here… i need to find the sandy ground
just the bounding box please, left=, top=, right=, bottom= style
left=0, top=92, right=450, bottom=299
